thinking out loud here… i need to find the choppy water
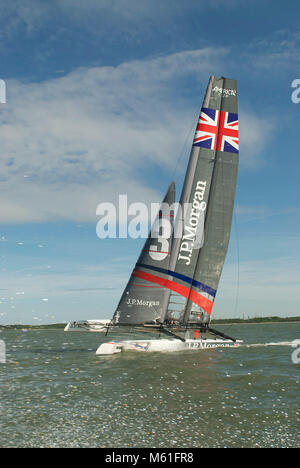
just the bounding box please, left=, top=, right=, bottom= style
left=0, top=323, right=299, bottom=448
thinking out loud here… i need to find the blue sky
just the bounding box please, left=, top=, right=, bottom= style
left=1, top=0, right=300, bottom=323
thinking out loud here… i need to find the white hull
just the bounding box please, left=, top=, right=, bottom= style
left=64, top=320, right=110, bottom=332
left=96, top=338, right=243, bottom=355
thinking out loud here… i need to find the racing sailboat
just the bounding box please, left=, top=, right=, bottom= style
left=64, top=319, right=111, bottom=332
left=96, top=76, right=242, bottom=354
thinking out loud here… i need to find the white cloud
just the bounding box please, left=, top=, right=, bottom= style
left=239, top=110, right=274, bottom=168
left=245, top=29, right=300, bottom=70
left=0, top=48, right=273, bottom=223
left=0, top=49, right=220, bottom=222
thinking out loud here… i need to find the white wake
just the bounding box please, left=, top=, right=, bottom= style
left=245, top=340, right=300, bottom=348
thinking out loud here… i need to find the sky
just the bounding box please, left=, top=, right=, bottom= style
left=1, top=0, right=300, bottom=324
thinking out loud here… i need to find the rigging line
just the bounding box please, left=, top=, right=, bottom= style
left=161, top=106, right=203, bottom=324
left=233, top=210, right=240, bottom=319
left=170, top=107, right=200, bottom=183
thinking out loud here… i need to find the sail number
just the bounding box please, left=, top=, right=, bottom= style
left=149, top=217, right=172, bottom=261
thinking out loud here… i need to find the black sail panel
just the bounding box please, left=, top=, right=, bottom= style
left=184, top=78, right=238, bottom=324
left=163, top=77, right=238, bottom=325
left=112, top=182, right=176, bottom=325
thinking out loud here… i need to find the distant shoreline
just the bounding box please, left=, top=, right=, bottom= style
left=212, top=316, right=300, bottom=324
left=1, top=316, right=300, bottom=330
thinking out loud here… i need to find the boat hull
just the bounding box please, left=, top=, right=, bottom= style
left=96, top=338, right=243, bottom=355
left=64, top=320, right=110, bottom=332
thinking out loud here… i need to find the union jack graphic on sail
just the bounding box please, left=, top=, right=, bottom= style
left=193, top=107, right=239, bottom=154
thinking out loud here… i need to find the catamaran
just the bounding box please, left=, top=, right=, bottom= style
left=64, top=319, right=111, bottom=332
left=96, top=76, right=242, bottom=355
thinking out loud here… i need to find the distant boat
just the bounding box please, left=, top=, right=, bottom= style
left=96, top=76, right=243, bottom=355
left=64, top=319, right=111, bottom=332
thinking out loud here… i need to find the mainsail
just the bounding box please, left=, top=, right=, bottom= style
left=129, top=76, right=239, bottom=328
left=166, top=76, right=238, bottom=326
left=111, top=76, right=239, bottom=331
left=112, top=182, right=176, bottom=325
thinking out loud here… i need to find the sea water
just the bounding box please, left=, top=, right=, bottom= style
left=0, top=323, right=299, bottom=448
